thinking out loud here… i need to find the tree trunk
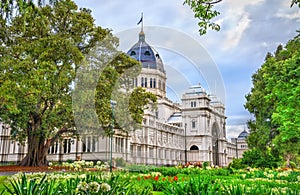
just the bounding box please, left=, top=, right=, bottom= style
left=19, top=115, right=50, bottom=166
left=285, top=154, right=291, bottom=168
left=19, top=135, right=49, bottom=166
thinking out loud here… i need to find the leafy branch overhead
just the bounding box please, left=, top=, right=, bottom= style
left=183, top=0, right=222, bottom=35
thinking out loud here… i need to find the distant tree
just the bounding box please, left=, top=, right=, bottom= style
left=245, top=33, right=300, bottom=167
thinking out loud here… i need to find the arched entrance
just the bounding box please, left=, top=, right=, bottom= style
left=212, top=123, right=219, bottom=166
left=190, top=145, right=199, bottom=150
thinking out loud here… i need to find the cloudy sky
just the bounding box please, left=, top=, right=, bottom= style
left=74, top=0, right=299, bottom=138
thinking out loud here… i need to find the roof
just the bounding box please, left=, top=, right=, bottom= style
left=185, top=84, right=206, bottom=95
left=167, top=112, right=182, bottom=124
left=127, top=31, right=165, bottom=73
left=237, top=130, right=249, bottom=139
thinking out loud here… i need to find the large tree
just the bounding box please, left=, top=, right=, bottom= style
left=0, top=0, right=156, bottom=166
left=245, top=33, right=300, bottom=167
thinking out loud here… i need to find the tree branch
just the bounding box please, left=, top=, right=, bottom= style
left=203, top=0, right=222, bottom=5
left=48, top=127, right=75, bottom=146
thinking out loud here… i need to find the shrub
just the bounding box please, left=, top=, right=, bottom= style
left=228, top=158, right=246, bottom=170
left=242, top=148, right=280, bottom=168
left=115, top=157, right=127, bottom=167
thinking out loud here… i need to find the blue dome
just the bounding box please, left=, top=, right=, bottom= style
left=127, top=31, right=165, bottom=73
left=237, top=130, right=249, bottom=140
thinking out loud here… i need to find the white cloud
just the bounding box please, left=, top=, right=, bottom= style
left=226, top=125, right=247, bottom=139
left=222, top=15, right=250, bottom=50
left=219, top=0, right=265, bottom=50
left=276, top=10, right=300, bottom=22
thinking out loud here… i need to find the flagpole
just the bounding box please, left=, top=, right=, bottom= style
left=141, top=12, right=143, bottom=32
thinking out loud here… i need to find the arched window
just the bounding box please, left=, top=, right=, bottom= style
left=191, top=101, right=196, bottom=107
left=144, top=77, right=147, bottom=87
left=141, top=77, right=144, bottom=87
left=150, top=78, right=153, bottom=88
left=130, top=51, right=136, bottom=56
left=144, top=51, right=151, bottom=56
left=153, top=78, right=156, bottom=88
left=190, top=145, right=199, bottom=150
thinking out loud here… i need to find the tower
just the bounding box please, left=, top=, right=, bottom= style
left=181, top=84, right=211, bottom=163
left=181, top=84, right=227, bottom=166
left=126, top=29, right=167, bottom=98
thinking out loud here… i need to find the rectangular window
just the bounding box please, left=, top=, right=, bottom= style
left=92, top=137, right=97, bottom=152
left=191, top=101, right=197, bottom=107
left=192, top=120, right=196, bottom=129
left=137, top=146, right=141, bottom=157
left=150, top=78, right=152, bottom=88
left=130, top=145, right=134, bottom=157
left=145, top=78, right=147, bottom=87
left=153, top=79, right=156, bottom=88
left=149, top=148, right=154, bottom=158
left=87, top=137, right=91, bottom=152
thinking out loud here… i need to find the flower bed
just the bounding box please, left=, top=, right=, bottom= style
left=0, top=161, right=299, bottom=195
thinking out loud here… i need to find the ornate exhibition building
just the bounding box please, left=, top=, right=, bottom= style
left=0, top=29, right=248, bottom=166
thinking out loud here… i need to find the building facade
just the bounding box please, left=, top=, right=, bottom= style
left=0, top=29, right=248, bottom=166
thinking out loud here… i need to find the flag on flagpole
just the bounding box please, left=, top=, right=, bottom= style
left=137, top=14, right=143, bottom=25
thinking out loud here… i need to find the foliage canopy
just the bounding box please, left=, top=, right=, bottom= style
left=245, top=32, right=300, bottom=167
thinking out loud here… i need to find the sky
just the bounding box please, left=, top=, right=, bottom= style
left=74, top=0, right=299, bottom=139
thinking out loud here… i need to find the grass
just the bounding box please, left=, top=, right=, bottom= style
left=0, top=176, right=8, bottom=194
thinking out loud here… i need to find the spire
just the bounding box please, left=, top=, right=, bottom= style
left=139, top=30, right=145, bottom=42
left=137, top=12, right=145, bottom=42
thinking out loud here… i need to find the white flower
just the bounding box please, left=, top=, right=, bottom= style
left=100, top=183, right=111, bottom=192
left=77, top=181, right=88, bottom=191
left=88, top=181, right=100, bottom=193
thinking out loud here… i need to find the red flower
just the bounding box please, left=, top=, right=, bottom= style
left=174, top=176, right=178, bottom=182
left=137, top=177, right=141, bottom=181
left=162, top=177, right=166, bottom=181
left=154, top=175, right=159, bottom=181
